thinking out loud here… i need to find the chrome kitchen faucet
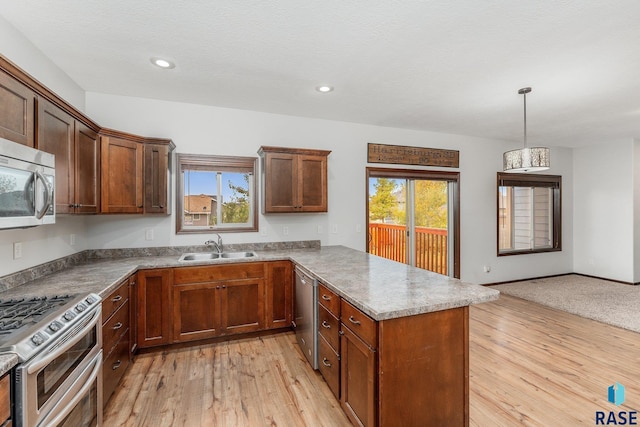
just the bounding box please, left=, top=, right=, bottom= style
left=205, top=234, right=223, bottom=254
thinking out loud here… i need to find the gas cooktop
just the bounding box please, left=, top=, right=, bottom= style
left=0, top=293, right=101, bottom=362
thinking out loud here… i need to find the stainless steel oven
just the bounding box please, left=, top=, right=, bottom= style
left=0, top=293, right=102, bottom=427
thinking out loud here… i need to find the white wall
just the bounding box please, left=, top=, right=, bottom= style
left=85, top=92, right=575, bottom=284
left=573, top=140, right=634, bottom=282
left=0, top=16, right=85, bottom=111
left=0, top=18, right=90, bottom=277
left=634, top=140, right=640, bottom=283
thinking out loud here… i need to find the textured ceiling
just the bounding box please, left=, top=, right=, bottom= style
left=2, top=0, right=640, bottom=147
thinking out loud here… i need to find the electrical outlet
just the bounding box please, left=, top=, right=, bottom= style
left=69, top=234, right=76, bottom=246
left=483, top=265, right=491, bottom=273
left=283, top=226, right=289, bottom=236
left=13, top=242, right=22, bottom=260
left=317, top=225, right=323, bottom=234
left=356, top=224, right=362, bottom=233
left=145, top=229, right=154, bottom=241
left=331, top=224, right=338, bottom=234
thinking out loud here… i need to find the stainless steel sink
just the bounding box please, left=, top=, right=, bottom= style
left=178, top=252, right=220, bottom=262
left=220, top=251, right=256, bottom=259
left=178, top=251, right=256, bottom=262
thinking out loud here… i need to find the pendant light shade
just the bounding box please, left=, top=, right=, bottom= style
left=503, top=87, right=550, bottom=173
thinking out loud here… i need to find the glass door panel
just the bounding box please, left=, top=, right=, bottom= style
left=368, top=172, right=455, bottom=277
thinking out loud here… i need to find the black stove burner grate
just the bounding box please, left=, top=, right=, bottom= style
left=0, top=295, right=73, bottom=335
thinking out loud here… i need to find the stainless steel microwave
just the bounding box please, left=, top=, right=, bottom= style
left=0, top=137, right=55, bottom=229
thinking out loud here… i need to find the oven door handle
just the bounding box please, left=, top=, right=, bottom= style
left=38, top=351, right=102, bottom=427
left=27, top=308, right=101, bottom=375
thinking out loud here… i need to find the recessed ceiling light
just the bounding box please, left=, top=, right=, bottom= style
left=150, top=57, right=175, bottom=69
left=316, top=85, right=334, bottom=93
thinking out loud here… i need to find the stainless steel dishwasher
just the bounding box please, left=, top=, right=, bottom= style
left=293, top=266, right=318, bottom=369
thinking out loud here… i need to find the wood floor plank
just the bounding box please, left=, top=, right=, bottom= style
left=105, top=295, right=640, bottom=426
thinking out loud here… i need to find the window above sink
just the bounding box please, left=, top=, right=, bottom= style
left=176, top=154, right=258, bottom=234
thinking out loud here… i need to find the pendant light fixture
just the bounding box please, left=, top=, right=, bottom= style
left=503, top=87, right=550, bottom=173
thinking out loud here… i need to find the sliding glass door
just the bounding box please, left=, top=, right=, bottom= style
left=366, top=168, right=460, bottom=278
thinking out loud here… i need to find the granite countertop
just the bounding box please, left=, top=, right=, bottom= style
left=0, top=245, right=498, bottom=320
left=0, top=245, right=498, bottom=376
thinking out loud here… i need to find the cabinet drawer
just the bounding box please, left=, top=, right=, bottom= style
left=102, top=280, right=129, bottom=321
left=103, top=334, right=131, bottom=404
left=341, top=300, right=377, bottom=348
left=0, top=372, right=9, bottom=424
left=318, top=283, right=340, bottom=317
left=318, top=304, right=340, bottom=350
left=103, top=300, right=129, bottom=356
left=174, top=262, right=265, bottom=284
left=318, top=334, right=340, bottom=400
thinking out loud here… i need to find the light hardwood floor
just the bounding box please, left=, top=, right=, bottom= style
left=104, top=295, right=640, bottom=426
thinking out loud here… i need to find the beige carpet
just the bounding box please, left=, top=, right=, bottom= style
left=491, top=274, right=640, bottom=333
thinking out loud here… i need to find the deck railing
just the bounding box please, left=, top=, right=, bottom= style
left=368, top=223, right=448, bottom=275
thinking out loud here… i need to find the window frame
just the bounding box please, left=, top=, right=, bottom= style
left=497, top=172, right=562, bottom=256
left=176, top=153, right=258, bottom=234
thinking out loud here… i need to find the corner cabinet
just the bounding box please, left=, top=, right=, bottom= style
left=258, top=146, right=331, bottom=213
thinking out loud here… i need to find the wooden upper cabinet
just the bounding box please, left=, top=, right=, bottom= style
left=101, top=134, right=144, bottom=213
left=37, top=99, right=75, bottom=214
left=258, top=146, right=331, bottom=213
left=74, top=122, right=100, bottom=213
left=144, top=143, right=171, bottom=215
left=0, top=70, right=35, bottom=147
left=37, top=98, right=100, bottom=214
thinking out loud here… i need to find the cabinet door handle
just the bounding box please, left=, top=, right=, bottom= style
left=348, top=316, right=361, bottom=325
left=222, top=285, right=227, bottom=289
left=321, top=320, right=331, bottom=329
left=112, top=322, right=123, bottom=330
left=322, top=358, right=332, bottom=367
left=111, top=295, right=123, bottom=302
left=159, top=205, right=164, bottom=208
left=112, top=360, right=122, bottom=370
left=321, top=294, right=331, bottom=301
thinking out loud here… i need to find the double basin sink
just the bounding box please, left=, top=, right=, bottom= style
left=178, top=251, right=256, bottom=262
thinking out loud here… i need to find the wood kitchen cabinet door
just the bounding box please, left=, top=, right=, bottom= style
left=298, top=154, right=328, bottom=212
left=265, top=261, right=293, bottom=329
left=101, top=135, right=144, bottom=213
left=74, top=122, right=100, bottom=213
left=37, top=98, right=75, bottom=214
left=220, top=278, right=265, bottom=335
left=341, top=325, right=377, bottom=427
left=0, top=70, right=35, bottom=147
left=173, top=282, right=220, bottom=342
left=259, top=146, right=331, bottom=213
left=144, top=143, right=170, bottom=214
left=137, top=268, right=173, bottom=348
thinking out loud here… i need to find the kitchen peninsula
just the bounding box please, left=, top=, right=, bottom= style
left=0, top=244, right=498, bottom=426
